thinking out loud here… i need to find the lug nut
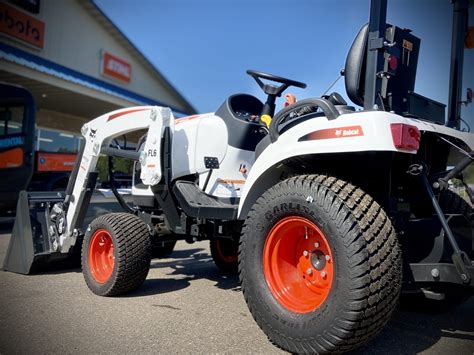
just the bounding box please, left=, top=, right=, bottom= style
left=314, top=242, right=320, bottom=248
left=303, top=250, right=309, bottom=257
left=325, top=255, right=331, bottom=261
left=320, top=271, right=327, bottom=278
left=306, top=268, right=313, bottom=275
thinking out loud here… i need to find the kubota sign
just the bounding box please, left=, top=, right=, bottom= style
left=0, top=3, right=44, bottom=48
left=100, top=51, right=132, bottom=83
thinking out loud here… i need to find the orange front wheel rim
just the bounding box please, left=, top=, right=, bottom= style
left=263, top=216, right=334, bottom=314
left=88, top=229, right=115, bottom=284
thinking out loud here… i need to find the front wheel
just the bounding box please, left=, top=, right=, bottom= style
left=239, top=175, right=402, bottom=353
left=82, top=213, right=151, bottom=296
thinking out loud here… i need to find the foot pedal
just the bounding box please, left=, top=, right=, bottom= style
left=173, top=181, right=238, bottom=220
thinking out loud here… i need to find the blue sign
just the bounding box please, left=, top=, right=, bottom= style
left=0, top=136, right=24, bottom=149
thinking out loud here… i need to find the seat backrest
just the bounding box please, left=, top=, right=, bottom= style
left=344, top=24, right=369, bottom=107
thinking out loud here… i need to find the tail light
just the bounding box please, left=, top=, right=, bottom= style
left=391, top=123, right=421, bottom=151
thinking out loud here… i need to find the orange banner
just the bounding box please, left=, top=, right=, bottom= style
left=37, top=152, right=76, bottom=172
left=0, top=3, right=45, bottom=49
left=0, top=147, right=23, bottom=169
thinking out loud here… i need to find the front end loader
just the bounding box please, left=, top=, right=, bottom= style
left=3, top=0, right=473, bottom=353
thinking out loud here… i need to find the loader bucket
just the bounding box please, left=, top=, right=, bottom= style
left=3, top=191, right=64, bottom=274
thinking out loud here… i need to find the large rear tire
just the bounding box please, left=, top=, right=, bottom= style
left=401, top=189, right=473, bottom=311
left=82, top=213, right=151, bottom=296
left=435, top=189, right=472, bottom=304
left=239, top=175, right=402, bottom=353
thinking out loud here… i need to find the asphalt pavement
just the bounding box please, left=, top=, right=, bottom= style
left=0, top=218, right=473, bottom=354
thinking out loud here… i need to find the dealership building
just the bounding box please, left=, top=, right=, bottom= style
left=0, top=0, right=195, bottom=156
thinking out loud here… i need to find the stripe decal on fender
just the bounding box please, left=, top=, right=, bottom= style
left=217, top=179, right=246, bottom=184
left=298, top=125, right=364, bottom=141
left=107, top=108, right=150, bottom=122
left=175, top=115, right=200, bottom=124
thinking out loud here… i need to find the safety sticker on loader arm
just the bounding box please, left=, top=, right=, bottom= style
left=140, top=107, right=173, bottom=186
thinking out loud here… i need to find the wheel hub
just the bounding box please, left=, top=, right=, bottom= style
left=310, top=250, right=326, bottom=270
left=263, top=216, right=334, bottom=314
left=88, top=229, right=115, bottom=284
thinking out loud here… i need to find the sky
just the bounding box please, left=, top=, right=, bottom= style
left=95, top=0, right=473, bottom=130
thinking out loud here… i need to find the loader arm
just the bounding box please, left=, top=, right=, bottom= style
left=60, top=106, right=173, bottom=252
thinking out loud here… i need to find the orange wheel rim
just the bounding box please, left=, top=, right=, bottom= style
left=215, top=239, right=238, bottom=264
left=88, top=229, right=115, bottom=284
left=263, top=216, right=334, bottom=313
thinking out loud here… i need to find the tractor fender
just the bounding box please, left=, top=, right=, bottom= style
left=412, top=119, right=473, bottom=150
left=237, top=111, right=474, bottom=218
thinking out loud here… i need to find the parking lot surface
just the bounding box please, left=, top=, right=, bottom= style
left=0, top=218, right=473, bottom=354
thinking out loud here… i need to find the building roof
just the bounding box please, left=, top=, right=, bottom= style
left=0, top=42, right=191, bottom=116
left=83, top=1, right=197, bottom=115
left=0, top=0, right=197, bottom=121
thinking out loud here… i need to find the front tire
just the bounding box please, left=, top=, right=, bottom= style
left=239, top=175, right=402, bottom=353
left=82, top=213, right=151, bottom=296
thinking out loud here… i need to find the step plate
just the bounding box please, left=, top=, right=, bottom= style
left=173, top=181, right=238, bottom=220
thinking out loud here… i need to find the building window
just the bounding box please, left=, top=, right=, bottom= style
left=0, top=105, right=24, bottom=136
left=37, top=128, right=81, bottom=153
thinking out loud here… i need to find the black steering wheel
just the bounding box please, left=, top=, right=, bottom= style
left=247, top=70, right=307, bottom=93
left=246, top=70, right=307, bottom=119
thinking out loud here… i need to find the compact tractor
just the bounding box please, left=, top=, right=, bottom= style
left=4, top=0, right=473, bottom=352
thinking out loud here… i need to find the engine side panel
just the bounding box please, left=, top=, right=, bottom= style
left=199, top=145, right=254, bottom=198
left=171, top=114, right=228, bottom=179
left=194, top=114, right=228, bottom=174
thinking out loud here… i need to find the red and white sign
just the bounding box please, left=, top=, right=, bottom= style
left=37, top=152, right=76, bottom=172
left=101, top=51, right=132, bottom=83
left=0, top=3, right=45, bottom=49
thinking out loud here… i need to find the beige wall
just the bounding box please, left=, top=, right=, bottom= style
left=2, top=0, right=187, bottom=112
left=36, top=109, right=86, bottom=133
left=37, top=109, right=144, bottom=142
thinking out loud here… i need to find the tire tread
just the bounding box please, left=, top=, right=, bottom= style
left=82, top=213, right=151, bottom=296
left=239, top=174, right=402, bottom=353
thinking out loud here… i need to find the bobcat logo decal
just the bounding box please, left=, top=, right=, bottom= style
left=89, top=128, right=97, bottom=139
